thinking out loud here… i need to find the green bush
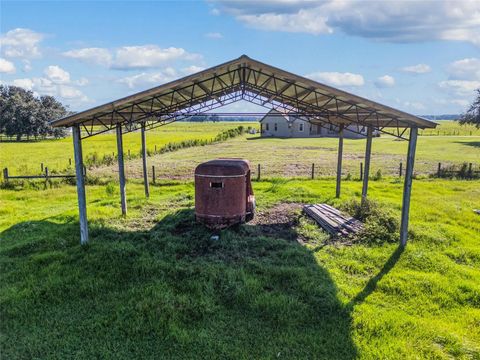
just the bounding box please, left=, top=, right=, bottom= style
left=105, top=182, right=116, bottom=196
left=373, top=169, right=383, bottom=181
left=341, top=198, right=399, bottom=244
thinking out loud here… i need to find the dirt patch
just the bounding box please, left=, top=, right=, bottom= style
left=248, top=203, right=303, bottom=241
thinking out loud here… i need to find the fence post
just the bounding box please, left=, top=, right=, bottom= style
left=83, top=165, right=87, bottom=177
left=45, top=167, right=49, bottom=183
left=311, top=163, right=315, bottom=179
left=399, top=162, right=403, bottom=177
left=128, top=149, right=131, bottom=158
left=155, top=145, right=157, bottom=153
left=41, top=162, right=44, bottom=172
left=69, top=158, right=72, bottom=166
left=3, top=168, right=8, bottom=182
left=437, top=163, right=441, bottom=177
left=152, top=165, right=156, bottom=184
left=257, top=164, right=261, bottom=181
left=360, top=162, right=363, bottom=181
left=468, top=163, right=473, bottom=177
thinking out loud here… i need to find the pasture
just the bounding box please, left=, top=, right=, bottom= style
left=1, top=120, right=479, bottom=179
left=0, top=122, right=257, bottom=176
left=1, top=119, right=480, bottom=359
left=1, top=178, right=479, bottom=358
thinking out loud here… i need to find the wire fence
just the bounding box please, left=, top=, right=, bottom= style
left=3, top=161, right=479, bottom=185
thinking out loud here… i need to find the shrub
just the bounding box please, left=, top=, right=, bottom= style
left=373, top=169, right=382, bottom=181
left=341, top=198, right=399, bottom=244
left=436, top=162, right=478, bottom=179
left=105, top=182, right=116, bottom=196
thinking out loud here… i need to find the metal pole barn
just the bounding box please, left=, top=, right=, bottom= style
left=362, top=126, right=373, bottom=204
left=116, top=124, right=127, bottom=216
left=400, top=127, right=418, bottom=246
left=336, top=124, right=344, bottom=198
left=72, top=125, right=88, bottom=244
left=51, top=55, right=438, bottom=246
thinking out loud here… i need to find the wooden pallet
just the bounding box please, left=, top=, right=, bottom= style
left=303, top=203, right=363, bottom=237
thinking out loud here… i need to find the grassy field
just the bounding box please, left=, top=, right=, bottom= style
left=93, top=132, right=480, bottom=180
left=1, top=119, right=480, bottom=358
left=0, top=122, right=257, bottom=175
left=420, top=120, right=480, bottom=136
left=1, top=120, right=479, bottom=178
left=1, top=177, right=479, bottom=358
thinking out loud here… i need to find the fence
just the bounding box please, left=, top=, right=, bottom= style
left=2, top=167, right=83, bottom=182
left=3, top=162, right=479, bottom=184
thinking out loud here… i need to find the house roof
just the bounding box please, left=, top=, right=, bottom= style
left=259, top=109, right=289, bottom=123
left=51, top=54, right=437, bottom=139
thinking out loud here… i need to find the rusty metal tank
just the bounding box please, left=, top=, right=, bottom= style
left=194, top=159, right=255, bottom=229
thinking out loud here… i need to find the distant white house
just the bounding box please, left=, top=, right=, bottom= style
left=260, top=109, right=379, bottom=139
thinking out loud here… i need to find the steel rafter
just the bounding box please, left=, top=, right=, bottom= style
left=74, top=64, right=413, bottom=141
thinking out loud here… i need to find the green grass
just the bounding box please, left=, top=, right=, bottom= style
left=92, top=133, right=480, bottom=180
left=1, top=178, right=479, bottom=359
left=0, top=122, right=257, bottom=175
left=421, top=120, right=480, bottom=136
left=2, top=120, right=480, bottom=179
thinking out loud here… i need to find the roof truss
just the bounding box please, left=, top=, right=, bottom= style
left=52, top=55, right=437, bottom=140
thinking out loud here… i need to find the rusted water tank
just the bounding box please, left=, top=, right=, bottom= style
left=195, top=159, right=255, bottom=229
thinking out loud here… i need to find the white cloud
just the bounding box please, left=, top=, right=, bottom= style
left=0, top=28, right=44, bottom=58
left=182, top=65, right=205, bottom=75
left=375, top=75, right=395, bottom=88
left=114, top=46, right=199, bottom=69
left=451, top=99, right=470, bottom=107
left=210, top=8, right=221, bottom=16
left=205, top=32, right=224, bottom=39
left=401, top=64, right=431, bottom=74
left=63, top=45, right=200, bottom=70
left=439, top=80, right=480, bottom=96
left=10, top=66, right=88, bottom=103
left=22, top=59, right=32, bottom=72
left=62, top=47, right=113, bottom=66
left=75, top=77, right=89, bottom=86
left=306, top=71, right=364, bottom=87
left=44, top=65, right=70, bottom=84
left=238, top=10, right=331, bottom=35
left=214, top=0, right=480, bottom=46
left=0, top=58, right=16, bottom=73
left=403, top=101, right=426, bottom=111
left=117, top=68, right=178, bottom=89
left=12, top=78, right=34, bottom=90
left=448, top=58, right=480, bottom=80
left=57, top=85, right=88, bottom=101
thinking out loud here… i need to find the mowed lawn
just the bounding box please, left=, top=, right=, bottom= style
left=0, top=122, right=257, bottom=175
left=1, top=178, right=479, bottom=358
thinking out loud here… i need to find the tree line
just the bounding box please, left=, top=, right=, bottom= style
left=0, top=85, right=69, bottom=141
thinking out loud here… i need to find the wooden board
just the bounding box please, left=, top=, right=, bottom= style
left=303, top=203, right=363, bottom=237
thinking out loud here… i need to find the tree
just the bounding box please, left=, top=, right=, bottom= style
left=38, top=95, right=69, bottom=138
left=459, top=89, right=480, bottom=128
left=0, top=85, right=69, bottom=140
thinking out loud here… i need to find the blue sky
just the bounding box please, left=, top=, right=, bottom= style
left=1, top=0, right=479, bottom=115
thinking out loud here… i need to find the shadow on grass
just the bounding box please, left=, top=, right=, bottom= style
left=454, top=140, right=480, bottom=148
left=0, top=209, right=357, bottom=359
left=347, top=245, right=404, bottom=310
